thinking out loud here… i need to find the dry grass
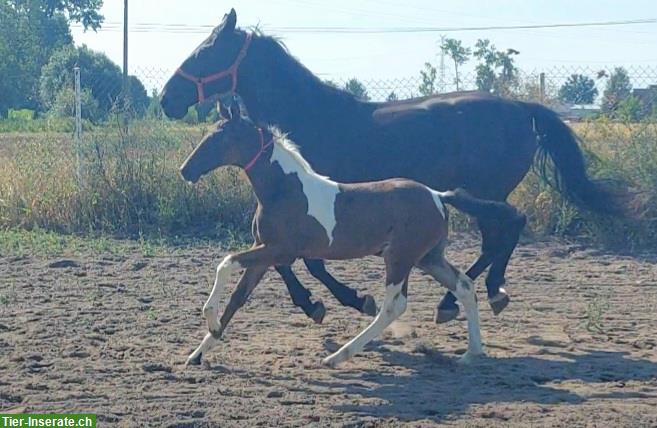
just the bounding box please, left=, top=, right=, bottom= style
left=1, top=119, right=656, bottom=247
left=0, top=121, right=254, bottom=238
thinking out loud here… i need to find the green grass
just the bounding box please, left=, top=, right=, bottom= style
left=0, top=227, right=252, bottom=258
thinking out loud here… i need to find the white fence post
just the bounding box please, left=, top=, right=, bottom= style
left=74, top=65, right=83, bottom=184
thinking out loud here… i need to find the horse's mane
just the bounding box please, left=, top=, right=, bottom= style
left=269, top=126, right=330, bottom=180
left=247, top=29, right=360, bottom=104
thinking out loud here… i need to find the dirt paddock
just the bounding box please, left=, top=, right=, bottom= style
left=1, top=235, right=656, bottom=427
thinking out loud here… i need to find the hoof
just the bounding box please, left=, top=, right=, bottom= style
left=489, top=288, right=510, bottom=316
left=186, top=352, right=203, bottom=366
left=435, top=307, right=459, bottom=324
left=310, top=302, right=327, bottom=324
left=361, top=294, right=378, bottom=317
left=321, top=355, right=340, bottom=368
left=457, top=350, right=486, bottom=365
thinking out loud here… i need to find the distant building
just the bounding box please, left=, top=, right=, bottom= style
left=553, top=103, right=601, bottom=122
left=632, top=85, right=657, bottom=116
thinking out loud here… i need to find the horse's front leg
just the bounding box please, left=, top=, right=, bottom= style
left=276, top=265, right=326, bottom=324
left=304, top=259, right=377, bottom=316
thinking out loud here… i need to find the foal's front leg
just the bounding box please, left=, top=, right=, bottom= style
left=187, top=244, right=281, bottom=365
left=187, top=265, right=267, bottom=365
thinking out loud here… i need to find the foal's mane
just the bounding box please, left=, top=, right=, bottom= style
left=269, top=126, right=330, bottom=180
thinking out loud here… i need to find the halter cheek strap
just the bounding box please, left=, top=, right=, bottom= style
left=175, top=33, right=253, bottom=103
left=244, top=128, right=274, bottom=172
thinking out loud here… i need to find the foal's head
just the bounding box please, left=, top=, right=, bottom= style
left=180, top=107, right=264, bottom=183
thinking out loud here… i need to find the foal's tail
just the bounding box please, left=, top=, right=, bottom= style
left=440, top=188, right=526, bottom=227
left=529, top=103, right=635, bottom=217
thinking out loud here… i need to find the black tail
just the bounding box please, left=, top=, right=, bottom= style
left=529, top=103, right=632, bottom=217
left=440, top=188, right=526, bottom=227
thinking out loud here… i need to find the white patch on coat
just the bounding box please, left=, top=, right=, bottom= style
left=425, top=186, right=446, bottom=219
left=269, top=129, right=340, bottom=245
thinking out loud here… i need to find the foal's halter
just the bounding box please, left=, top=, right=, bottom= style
left=175, top=33, right=253, bottom=103
left=244, top=128, right=274, bottom=172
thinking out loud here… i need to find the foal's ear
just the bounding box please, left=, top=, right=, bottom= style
left=219, top=8, right=237, bottom=34
left=218, top=100, right=230, bottom=120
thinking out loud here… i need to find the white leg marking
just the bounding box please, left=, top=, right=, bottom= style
left=452, top=273, right=485, bottom=363
left=323, top=282, right=406, bottom=367
left=186, top=332, right=219, bottom=365
left=203, top=255, right=240, bottom=335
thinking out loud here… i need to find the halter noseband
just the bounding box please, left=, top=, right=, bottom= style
left=244, top=128, right=274, bottom=172
left=175, top=33, right=253, bottom=103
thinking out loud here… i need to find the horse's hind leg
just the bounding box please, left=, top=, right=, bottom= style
left=481, top=213, right=526, bottom=315
left=304, top=259, right=377, bottom=317
left=436, top=210, right=525, bottom=321
left=417, top=248, right=484, bottom=362
left=276, top=265, right=326, bottom=324
left=322, top=255, right=410, bottom=367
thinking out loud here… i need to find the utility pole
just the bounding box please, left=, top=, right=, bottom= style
left=438, top=35, right=446, bottom=93
left=122, top=0, right=129, bottom=130
left=123, top=0, right=128, bottom=92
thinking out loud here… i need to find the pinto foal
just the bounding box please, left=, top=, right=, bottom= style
left=180, top=112, right=498, bottom=367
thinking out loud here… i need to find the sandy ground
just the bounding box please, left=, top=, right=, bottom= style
left=1, top=235, right=656, bottom=427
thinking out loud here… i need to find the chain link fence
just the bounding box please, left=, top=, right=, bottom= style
left=1, top=64, right=656, bottom=242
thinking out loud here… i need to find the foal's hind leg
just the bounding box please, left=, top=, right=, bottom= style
left=418, top=248, right=484, bottom=361
left=304, top=259, right=378, bottom=317
left=436, top=212, right=525, bottom=321
left=322, top=256, right=410, bottom=367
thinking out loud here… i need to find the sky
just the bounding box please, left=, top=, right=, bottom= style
left=70, top=0, right=657, bottom=91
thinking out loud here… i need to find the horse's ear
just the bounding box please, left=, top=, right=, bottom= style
left=229, top=102, right=241, bottom=119
left=220, top=8, right=237, bottom=34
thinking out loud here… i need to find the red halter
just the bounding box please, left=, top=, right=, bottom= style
left=175, top=33, right=253, bottom=103
left=244, top=128, right=274, bottom=172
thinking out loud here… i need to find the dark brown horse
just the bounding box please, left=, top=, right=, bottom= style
left=180, top=108, right=523, bottom=366
left=161, top=9, right=628, bottom=324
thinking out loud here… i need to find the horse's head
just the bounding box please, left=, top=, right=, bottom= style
left=161, top=8, right=251, bottom=119
left=180, top=104, right=262, bottom=183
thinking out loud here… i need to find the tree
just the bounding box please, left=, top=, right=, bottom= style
left=0, top=1, right=104, bottom=116
left=418, top=62, right=437, bottom=96
left=615, top=95, right=642, bottom=122
left=386, top=91, right=399, bottom=102
left=0, top=2, right=72, bottom=114
left=40, top=0, right=104, bottom=30
left=473, top=39, right=519, bottom=96
left=40, top=45, right=149, bottom=121
left=343, top=78, right=370, bottom=101
left=558, top=74, right=598, bottom=104
left=440, top=38, right=470, bottom=91
left=601, top=67, right=632, bottom=113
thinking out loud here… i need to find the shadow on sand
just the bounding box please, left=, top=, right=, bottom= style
left=307, top=344, right=657, bottom=422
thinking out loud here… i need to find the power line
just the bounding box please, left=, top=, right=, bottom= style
left=73, top=18, right=656, bottom=35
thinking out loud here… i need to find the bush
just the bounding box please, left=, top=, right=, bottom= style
left=8, top=109, right=35, bottom=121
